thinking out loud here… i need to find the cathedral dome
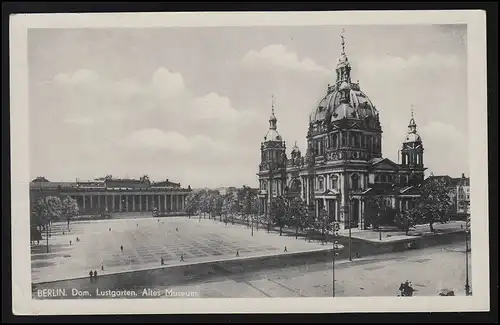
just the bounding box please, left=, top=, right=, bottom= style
left=264, top=129, right=282, bottom=142
left=309, top=85, right=378, bottom=124
left=403, top=111, right=422, bottom=143
left=404, top=132, right=421, bottom=143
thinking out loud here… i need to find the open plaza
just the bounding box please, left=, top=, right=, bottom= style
left=31, top=215, right=329, bottom=284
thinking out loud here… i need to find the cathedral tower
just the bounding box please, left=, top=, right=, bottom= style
left=401, top=109, right=425, bottom=184
left=258, top=96, right=287, bottom=215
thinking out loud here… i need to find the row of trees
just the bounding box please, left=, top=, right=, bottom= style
left=31, top=196, right=80, bottom=229
left=186, top=177, right=455, bottom=239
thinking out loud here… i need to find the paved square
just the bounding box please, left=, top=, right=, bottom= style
left=31, top=216, right=327, bottom=283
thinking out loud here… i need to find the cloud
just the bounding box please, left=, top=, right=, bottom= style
left=191, top=92, right=260, bottom=123
left=357, top=53, right=463, bottom=77
left=151, top=67, right=186, bottom=100
left=63, top=117, right=95, bottom=126
left=123, top=128, right=229, bottom=154
left=53, top=69, right=100, bottom=85
left=242, top=44, right=331, bottom=74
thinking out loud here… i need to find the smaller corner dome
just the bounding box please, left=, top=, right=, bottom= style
left=404, top=133, right=422, bottom=143
left=292, top=142, right=301, bottom=153
left=264, top=129, right=282, bottom=142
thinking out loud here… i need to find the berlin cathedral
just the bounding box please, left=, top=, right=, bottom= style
left=257, top=33, right=426, bottom=230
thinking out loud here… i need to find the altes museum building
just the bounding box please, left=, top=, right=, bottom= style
left=257, top=33, right=426, bottom=229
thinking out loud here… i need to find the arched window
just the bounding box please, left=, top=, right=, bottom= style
left=330, top=175, right=338, bottom=189
left=317, top=176, right=324, bottom=191
left=351, top=174, right=359, bottom=190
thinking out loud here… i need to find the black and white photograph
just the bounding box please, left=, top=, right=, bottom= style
left=10, top=10, right=489, bottom=314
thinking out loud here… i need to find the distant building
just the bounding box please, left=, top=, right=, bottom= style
left=257, top=32, right=425, bottom=230
left=30, top=175, right=191, bottom=215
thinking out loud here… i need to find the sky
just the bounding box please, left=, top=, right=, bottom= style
left=28, top=24, right=468, bottom=188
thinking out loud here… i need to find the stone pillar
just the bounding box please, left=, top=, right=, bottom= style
left=112, top=195, right=115, bottom=212
left=157, top=195, right=161, bottom=211
left=132, top=195, right=136, bottom=212
left=119, top=195, right=122, bottom=212
left=164, top=195, right=167, bottom=213
left=89, top=195, right=93, bottom=213
left=170, top=195, right=173, bottom=212
left=83, top=194, right=86, bottom=214
left=139, top=195, right=142, bottom=212
left=145, top=195, right=149, bottom=211
left=359, top=199, right=364, bottom=229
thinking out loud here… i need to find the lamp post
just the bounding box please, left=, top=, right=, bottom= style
left=348, top=192, right=353, bottom=261
left=332, top=222, right=340, bottom=297
left=461, top=183, right=471, bottom=296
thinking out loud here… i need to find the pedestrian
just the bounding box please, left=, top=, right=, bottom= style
left=236, top=250, right=240, bottom=257
left=76, top=237, right=79, bottom=242
left=176, top=228, right=178, bottom=232
left=180, top=254, right=184, bottom=262
left=284, top=246, right=287, bottom=253
left=109, top=228, right=111, bottom=231
left=93, top=270, right=97, bottom=278
left=120, top=245, right=124, bottom=252
left=101, top=262, right=104, bottom=271
left=137, top=224, right=138, bottom=227
left=89, top=270, right=93, bottom=281
left=69, top=240, right=72, bottom=245
left=356, top=252, right=360, bottom=258
left=161, top=257, right=164, bottom=265
left=63, top=231, right=65, bottom=235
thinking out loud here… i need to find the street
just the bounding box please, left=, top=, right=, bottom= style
left=161, top=240, right=472, bottom=297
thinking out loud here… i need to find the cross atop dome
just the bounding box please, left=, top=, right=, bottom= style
left=408, top=105, right=417, bottom=132
left=336, top=29, right=351, bottom=84
left=341, top=28, right=346, bottom=55
left=269, top=94, right=277, bottom=129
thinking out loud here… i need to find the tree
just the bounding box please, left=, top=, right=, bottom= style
left=394, top=207, right=419, bottom=235
left=61, top=196, right=79, bottom=226
left=270, top=195, right=288, bottom=236
left=364, top=196, right=385, bottom=229
left=288, top=198, right=308, bottom=239
left=31, top=196, right=63, bottom=232
left=198, top=190, right=210, bottom=218
left=184, top=192, right=199, bottom=218
left=416, top=178, right=453, bottom=232
left=222, top=193, right=238, bottom=225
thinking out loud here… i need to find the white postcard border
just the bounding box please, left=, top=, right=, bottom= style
left=10, top=10, right=489, bottom=315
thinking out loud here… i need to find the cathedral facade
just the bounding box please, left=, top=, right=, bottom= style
left=257, top=34, right=426, bottom=229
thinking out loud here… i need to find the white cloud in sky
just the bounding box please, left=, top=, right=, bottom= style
left=124, top=128, right=228, bottom=153
left=63, top=117, right=95, bottom=126
left=53, top=69, right=99, bottom=85
left=242, top=44, right=332, bottom=74
left=151, top=67, right=186, bottom=100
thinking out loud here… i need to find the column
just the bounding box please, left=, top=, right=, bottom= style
left=104, top=194, right=108, bottom=212
left=83, top=194, right=86, bottom=213
left=164, top=195, right=167, bottom=213
left=119, top=195, right=122, bottom=212
left=132, top=195, right=136, bottom=212
left=157, top=195, right=161, bottom=211
left=139, top=195, right=142, bottom=212
left=89, top=195, right=93, bottom=213
left=359, top=199, right=363, bottom=229
left=170, top=195, right=173, bottom=212
left=112, top=195, right=115, bottom=212
left=145, top=195, right=149, bottom=211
